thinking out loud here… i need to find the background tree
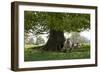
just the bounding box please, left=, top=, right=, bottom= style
left=70, top=32, right=81, bottom=44
left=24, top=32, right=29, bottom=44
left=36, top=36, right=45, bottom=45
left=70, top=32, right=90, bottom=44
left=24, top=11, right=90, bottom=51
left=24, top=34, right=35, bottom=44
left=28, top=37, right=35, bottom=44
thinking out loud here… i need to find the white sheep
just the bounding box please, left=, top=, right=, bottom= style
left=62, top=38, right=73, bottom=52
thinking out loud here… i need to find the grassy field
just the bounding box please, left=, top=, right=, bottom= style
left=24, top=44, right=90, bottom=61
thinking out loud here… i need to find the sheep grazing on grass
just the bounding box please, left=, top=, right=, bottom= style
left=62, top=38, right=80, bottom=52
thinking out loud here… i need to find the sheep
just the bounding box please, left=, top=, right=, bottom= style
left=61, top=38, right=73, bottom=52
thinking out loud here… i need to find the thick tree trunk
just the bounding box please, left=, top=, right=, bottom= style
left=44, top=29, right=65, bottom=51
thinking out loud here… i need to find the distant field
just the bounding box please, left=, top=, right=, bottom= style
left=24, top=44, right=90, bottom=61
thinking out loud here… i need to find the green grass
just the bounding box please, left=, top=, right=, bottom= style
left=24, top=44, right=90, bottom=61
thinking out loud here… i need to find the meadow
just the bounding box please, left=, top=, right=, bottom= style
left=24, top=44, right=90, bottom=61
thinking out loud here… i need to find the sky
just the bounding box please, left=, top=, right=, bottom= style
left=80, top=30, right=90, bottom=40
left=64, top=30, right=90, bottom=40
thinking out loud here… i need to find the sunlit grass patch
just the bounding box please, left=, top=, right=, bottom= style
left=24, top=44, right=90, bottom=61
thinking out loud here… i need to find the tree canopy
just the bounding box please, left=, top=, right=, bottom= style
left=24, top=11, right=90, bottom=34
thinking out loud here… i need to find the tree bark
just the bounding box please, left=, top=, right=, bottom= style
left=44, top=29, right=65, bottom=51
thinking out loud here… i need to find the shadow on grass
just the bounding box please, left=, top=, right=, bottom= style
left=24, top=45, right=90, bottom=61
